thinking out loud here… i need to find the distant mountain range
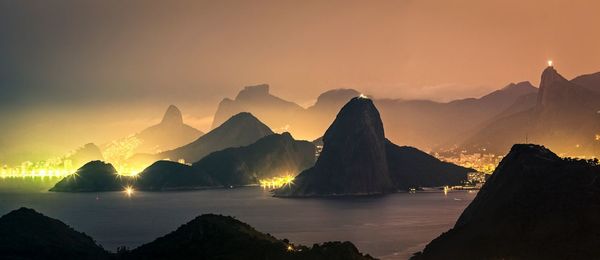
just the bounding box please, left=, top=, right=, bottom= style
left=462, top=66, right=600, bottom=156
left=211, top=81, right=537, bottom=151
left=0, top=208, right=372, bottom=260
left=413, top=144, right=600, bottom=259
left=275, top=97, right=472, bottom=197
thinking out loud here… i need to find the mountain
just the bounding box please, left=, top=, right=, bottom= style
left=192, top=132, right=315, bottom=186
left=50, top=161, right=131, bottom=192
left=572, top=71, right=600, bottom=94
left=0, top=208, right=109, bottom=259
left=0, top=208, right=373, bottom=259
left=385, top=141, right=471, bottom=190
left=377, top=81, right=537, bottom=150
left=103, top=105, right=203, bottom=166
left=127, top=214, right=373, bottom=260
left=288, top=88, right=362, bottom=140
left=413, top=144, right=600, bottom=259
left=134, top=161, right=217, bottom=191
left=64, top=143, right=104, bottom=169
left=462, top=66, right=600, bottom=156
left=211, top=84, right=304, bottom=131
left=275, top=97, right=394, bottom=197
left=132, top=112, right=274, bottom=166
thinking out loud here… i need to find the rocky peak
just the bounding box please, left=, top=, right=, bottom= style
left=537, top=66, right=572, bottom=107
left=160, top=105, right=183, bottom=125
left=235, top=84, right=270, bottom=100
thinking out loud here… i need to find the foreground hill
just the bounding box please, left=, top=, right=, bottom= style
left=413, top=144, right=600, bottom=259
left=275, top=96, right=469, bottom=197
left=0, top=208, right=109, bottom=259
left=463, top=66, right=600, bottom=156
left=127, top=214, right=373, bottom=260
left=0, top=208, right=372, bottom=260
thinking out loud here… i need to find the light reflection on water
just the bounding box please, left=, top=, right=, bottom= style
left=0, top=179, right=475, bottom=260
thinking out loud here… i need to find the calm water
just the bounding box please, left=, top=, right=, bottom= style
left=0, top=179, right=475, bottom=259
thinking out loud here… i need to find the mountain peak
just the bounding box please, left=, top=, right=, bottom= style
left=236, top=84, right=270, bottom=100
left=537, top=66, right=572, bottom=107
left=161, top=105, right=183, bottom=125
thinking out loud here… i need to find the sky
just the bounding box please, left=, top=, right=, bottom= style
left=1, top=0, right=599, bottom=162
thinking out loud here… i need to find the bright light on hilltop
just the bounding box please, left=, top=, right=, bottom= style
left=547, top=60, right=553, bottom=67
left=358, top=93, right=369, bottom=99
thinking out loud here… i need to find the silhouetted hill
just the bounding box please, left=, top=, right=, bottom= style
left=134, top=161, right=217, bottom=191
left=275, top=97, right=394, bottom=197
left=413, top=144, right=600, bottom=259
left=211, top=84, right=304, bottom=131
left=127, top=214, right=373, bottom=260
left=192, top=132, right=315, bottom=186
left=572, top=71, right=600, bottom=94
left=385, top=141, right=471, bottom=190
left=0, top=208, right=109, bottom=259
left=463, top=66, right=600, bottom=156
left=50, top=161, right=130, bottom=192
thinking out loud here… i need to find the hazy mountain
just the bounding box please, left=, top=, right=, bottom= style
left=134, top=133, right=314, bottom=190
left=385, top=141, right=471, bottom=190
left=572, top=71, right=600, bottom=94
left=275, top=97, right=395, bottom=197
left=0, top=208, right=110, bottom=259
left=463, top=67, right=600, bottom=156
left=50, top=161, right=130, bottom=192
left=211, top=84, right=304, bottom=131
left=413, top=144, right=600, bottom=259
left=212, top=83, right=536, bottom=150
left=64, top=143, right=104, bottom=169
left=132, top=112, right=274, bottom=166
left=376, top=81, right=537, bottom=150
left=104, top=105, right=203, bottom=160
left=127, top=214, right=373, bottom=260
left=192, top=132, right=315, bottom=186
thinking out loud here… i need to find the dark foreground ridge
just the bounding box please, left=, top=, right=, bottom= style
left=413, top=144, right=600, bottom=259
left=0, top=208, right=373, bottom=260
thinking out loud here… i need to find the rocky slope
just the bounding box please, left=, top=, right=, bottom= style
left=413, top=144, right=600, bottom=259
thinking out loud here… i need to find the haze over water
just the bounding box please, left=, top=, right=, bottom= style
left=0, top=180, right=474, bottom=259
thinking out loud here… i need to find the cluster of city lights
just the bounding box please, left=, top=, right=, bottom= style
left=259, top=175, right=295, bottom=189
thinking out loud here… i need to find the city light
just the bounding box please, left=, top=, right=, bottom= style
left=124, top=186, right=135, bottom=197
left=260, top=174, right=295, bottom=189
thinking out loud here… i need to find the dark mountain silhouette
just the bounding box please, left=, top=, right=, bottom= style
left=276, top=96, right=471, bottom=197
left=0, top=209, right=372, bottom=259
left=385, top=141, right=471, bottom=190
left=192, top=132, right=315, bottom=186
left=275, top=97, right=395, bottom=197
left=463, top=66, right=600, bottom=156
left=105, top=105, right=203, bottom=158
left=134, top=161, right=217, bottom=191
left=572, top=71, right=600, bottom=94
left=413, top=144, right=600, bottom=259
left=127, top=214, right=373, bottom=260
left=0, top=208, right=109, bottom=259
left=132, top=112, right=274, bottom=166
left=50, top=161, right=131, bottom=192
left=211, top=84, right=304, bottom=131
